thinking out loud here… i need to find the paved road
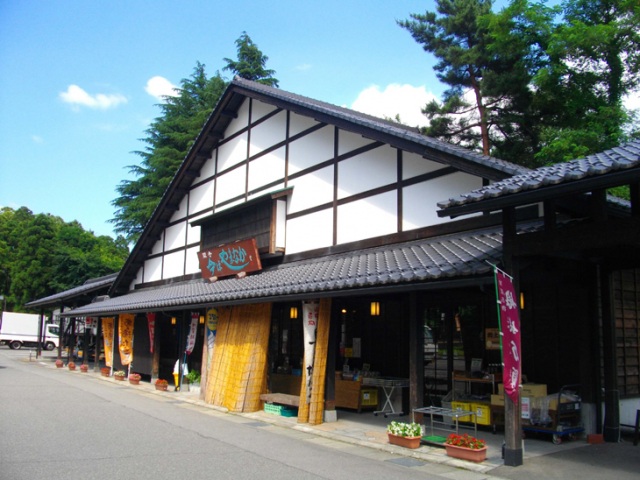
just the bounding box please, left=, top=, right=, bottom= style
left=0, top=348, right=463, bottom=480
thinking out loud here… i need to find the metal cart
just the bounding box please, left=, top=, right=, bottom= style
left=522, top=384, right=584, bottom=444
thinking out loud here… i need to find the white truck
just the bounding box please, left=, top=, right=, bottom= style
left=0, top=311, right=59, bottom=351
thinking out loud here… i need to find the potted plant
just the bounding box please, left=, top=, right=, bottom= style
left=444, top=433, right=487, bottom=462
left=80, top=364, right=89, bottom=373
left=155, top=379, right=169, bottom=391
left=67, top=361, right=76, bottom=371
left=55, top=359, right=64, bottom=368
left=100, top=367, right=111, bottom=377
left=114, top=370, right=126, bottom=381
left=387, top=421, right=422, bottom=449
left=129, top=373, right=141, bottom=385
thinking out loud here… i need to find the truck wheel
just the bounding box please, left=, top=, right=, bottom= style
left=9, top=341, right=22, bottom=350
left=44, top=342, right=55, bottom=351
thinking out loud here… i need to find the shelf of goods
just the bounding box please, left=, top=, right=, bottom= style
left=451, top=372, right=500, bottom=427
left=335, top=372, right=379, bottom=413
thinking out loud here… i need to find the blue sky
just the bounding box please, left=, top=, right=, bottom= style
left=1, top=1, right=454, bottom=238
left=7, top=0, right=621, bottom=241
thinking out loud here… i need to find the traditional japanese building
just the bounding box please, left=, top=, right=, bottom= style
left=55, top=78, right=639, bottom=439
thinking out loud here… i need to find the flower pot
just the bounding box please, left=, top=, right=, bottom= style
left=68, top=364, right=76, bottom=371
left=100, top=368, right=111, bottom=377
left=115, top=375, right=125, bottom=381
left=387, top=433, right=421, bottom=449
left=155, top=384, right=168, bottom=391
left=445, top=444, right=487, bottom=462
left=80, top=365, right=89, bottom=373
left=129, top=378, right=140, bottom=385
left=55, top=360, right=63, bottom=368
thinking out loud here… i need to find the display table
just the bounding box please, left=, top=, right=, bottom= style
left=412, top=406, right=478, bottom=437
left=363, top=377, right=409, bottom=417
left=335, top=375, right=378, bottom=412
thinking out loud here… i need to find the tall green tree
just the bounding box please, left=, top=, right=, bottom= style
left=400, top=0, right=639, bottom=168
left=223, top=32, right=279, bottom=87
left=111, top=64, right=227, bottom=241
left=0, top=207, right=129, bottom=311
left=399, top=0, right=495, bottom=155
left=112, top=33, right=278, bottom=242
left=534, top=0, right=640, bottom=163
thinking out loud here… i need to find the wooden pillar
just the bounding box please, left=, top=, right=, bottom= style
left=94, top=317, right=102, bottom=372
left=409, top=292, right=421, bottom=412
left=600, top=266, right=620, bottom=442
left=502, top=207, right=523, bottom=466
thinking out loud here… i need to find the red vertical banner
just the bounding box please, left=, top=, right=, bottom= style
left=147, top=313, right=156, bottom=354
left=494, top=267, right=521, bottom=403
left=186, top=312, right=198, bottom=355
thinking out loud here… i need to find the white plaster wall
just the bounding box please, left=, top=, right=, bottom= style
left=150, top=235, right=164, bottom=255
left=218, top=133, right=248, bottom=172
left=164, top=222, right=186, bottom=251
left=337, top=192, right=397, bottom=244
left=170, top=194, right=189, bottom=223
left=216, top=165, right=247, bottom=204
left=338, top=129, right=374, bottom=155
left=403, top=172, right=481, bottom=230
left=199, top=151, right=217, bottom=179
left=185, top=245, right=201, bottom=275
left=250, top=110, right=286, bottom=156
left=288, top=166, right=333, bottom=214
left=163, top=250, right=185, bottom=278
left=130, top=268, right=143, bottom=289
left=251, top=99, right=278, bottom=122
left=403, top=151, right=443, bottom=180
left=189, top=181, right=214, bottom=215
left=248, top=147, right=286, bottom=192
left=289, top=111, right=320, bottom=137
left=225, top=101, right=250, bottom=136
left=144, top=257, right=163, bottom=283
left=289, top=126, right=334, bottom=173
left=275, top=199, right=287, bottom=250
left=186, top=222, right=201, bottom=246
left=286, top=209, right=334, bottom=254
left=337, top=146, right=396, bottom=200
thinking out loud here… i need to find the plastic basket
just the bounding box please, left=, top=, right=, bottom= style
left=264, top=403, right=298, bottom=417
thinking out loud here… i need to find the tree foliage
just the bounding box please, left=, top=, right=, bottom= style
left=0, top=207, right=129, bottom=312
left=111, top=33, right=278, bottom=242
left=400, top=0, right=640, bottom=168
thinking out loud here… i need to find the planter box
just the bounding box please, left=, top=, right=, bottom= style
left=445, top=444, right=487, bottom=462
left=114, top=375, right=125, bottom=381
left=155, top=384, right=168, bottom=391
left=387, top=433, right=421, bottom=449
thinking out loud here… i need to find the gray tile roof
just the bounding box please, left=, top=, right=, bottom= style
left=233, top=77, right=530, bottom=178
left=438, top=140, right=640, bottom=213
left=62, top=225, right=516, bottom=317
left=25, top=273, right=118, bottom=309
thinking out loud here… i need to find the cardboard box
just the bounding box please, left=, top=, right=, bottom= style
left=491, top=394, right=504, bottom=406
left=521, top=383, right=547, bottom=397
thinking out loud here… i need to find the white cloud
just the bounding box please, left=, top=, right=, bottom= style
left=145, top=76, right=179, bottom=100
left=31, top=135, right=44, bottom=144
left=350, top=84, right=436, bottom=128
left=294, top=63, right=312, bottom=72
left=59, top=84, right=127, bottom=110
left=624, top=89, right=640, bottom=112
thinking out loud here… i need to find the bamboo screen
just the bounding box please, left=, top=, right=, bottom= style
left=204, top=303, right=271, bottom=412
left=298, top=298, right=331, bottom=425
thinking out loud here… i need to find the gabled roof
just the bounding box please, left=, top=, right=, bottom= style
left=64, top=223, right=533, bottom=317
left=25, top=272, right=118, bottom=309
left=438, top=140, right=640, bottom=218
left=111, top=77, right=530, bottom=296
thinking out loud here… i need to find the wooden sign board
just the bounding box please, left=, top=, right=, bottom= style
left=198, top=238, right=262, bottom=280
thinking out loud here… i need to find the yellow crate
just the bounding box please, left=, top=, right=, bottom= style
left=473, top=403, right=491, bottom=426
left=361, top=388, right=378, bottom=406
left=451, top=401, right=473, bottom=422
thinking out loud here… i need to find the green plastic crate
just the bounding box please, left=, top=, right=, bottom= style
left=264, top=403, right=298, bottom=417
